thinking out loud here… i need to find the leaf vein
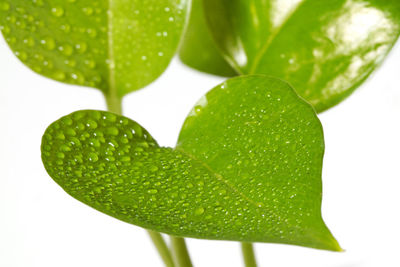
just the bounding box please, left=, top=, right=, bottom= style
left=249, top=0, right=307, bottom=74
left=176, top=147, right=274, bottom=216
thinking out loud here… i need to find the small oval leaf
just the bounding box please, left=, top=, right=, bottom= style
left=203, top=0, right=400, bottom=112
left=0, top=0, right=189, bottom=96
left=41, top=76, right=340, bottom=251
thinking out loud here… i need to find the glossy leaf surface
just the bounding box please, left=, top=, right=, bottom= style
left=203, top=0, right=400, bottom=112
left=179, top=0, right=237, bottom=77
left=41, top=76, right=340, bottom=251
left=0, top=0, right=189, bottom=96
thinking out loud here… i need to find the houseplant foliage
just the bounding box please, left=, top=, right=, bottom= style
left=180, top=0, right=400, bottom=112
left=1, top=0, right=368, bottom=265
left=178, top=0, right=237, bottom=77
left=41, top=75, right=341, bottom=251
left=0, top=1, right=191, bottom=266
left=0, top=0, right=189, bottom=110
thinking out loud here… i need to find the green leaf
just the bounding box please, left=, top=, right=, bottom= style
left=203, top=0, right=400, bottom=112
left=179, top=0, right=237, bottom=77
left=0, top=0, right=189, bottom=97
left=41, top=75, right=341, bottom=251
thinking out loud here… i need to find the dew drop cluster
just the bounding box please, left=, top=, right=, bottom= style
left=0, top=0, right=189, bottom=95
left=41, top=110, right=292, bottom=243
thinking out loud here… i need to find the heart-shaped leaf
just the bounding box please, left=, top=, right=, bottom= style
left=179, top=0, right=237, bottom=77
left=202, top=0, right=400, bottom=112
left=41, top=75, right=341, bottom=251
left=0, top=0, right=189, bottom=97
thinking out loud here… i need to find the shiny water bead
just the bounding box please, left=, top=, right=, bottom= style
left=0, top=2, right=10, bottom=11
left=41, top=37, right=56, bottom=50
left=51, top=7, right=64, bottom=17
left=75, top=42, right=87, bottom=53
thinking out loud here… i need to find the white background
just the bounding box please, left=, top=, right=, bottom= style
left=1, top=35, right=400, bottom=267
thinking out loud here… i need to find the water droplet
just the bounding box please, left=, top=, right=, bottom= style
left=0, top=2, right=10, bottom=11
left=64, top=59, right=76, bottom=67
left=60, top=24, right=71, bottom=33
left=1, top=25, right=10, bottom=34
left=120, top=156, right=131, bottom=162
left=16, top=6, right=25, bottom=14
left=16, top=20, right=27, bottom=29
left=218, top=189, right=227, bottom=196
left=70, top=72, right=85, bottom=84
left=87, top=28, right=97, bottom=38
left=56, top=132, right=65, bottom=140
left=88, top=152, right=99, bottom=162
left=103, top=113, right=117, bottom=122
left=84, top=59, right=96, bottom=68
left=41, top=37, right=56, bottom=50
left=82, top=7, right=93, bottom=16
left=60, top=144, right=71, bottom=152
left=147, top=189, right=158, bottom=194
left=194, top=105, right=202, bottom=114
left=59, top=44, right=73, bottom=56
left=33, top=0, right=44, bottom=6
left=150, top=165, right=158, bottom=172
left=23, top=37, right=35, bottom=47
left=15, top=51, right=28, bottom=61
left=86, top=119, right=98, bottom=129
left=195, top=207, right=205, bottom=215
left=6, top=36, right=16, bottom=44
left=51, top=7, right=64, bottom=17
left=75, top=42, right=87, bottom=53
left=32, top=65, right=42, bottom=73
left=53, top=71, right=66, bottom=81
left=43, top=60, right=54, bottom=69
left=106, top=127, right=119, bottom=136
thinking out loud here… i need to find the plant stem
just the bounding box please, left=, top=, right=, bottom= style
left=171, top=236, right=193, bottom=267
left=104, top=92, right=122, bottom=114
left=104, top=93, right=176, bottom=267
left=241, top=242, right=258, bottom=267
left=148, top=231, right=176, bottom=267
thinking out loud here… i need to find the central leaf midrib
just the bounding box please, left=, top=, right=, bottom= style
left=249, top=0, right=307, bottom=74
left=175, top=147, right=274, bottom=216
left=107, top=0, right=117, bottom=97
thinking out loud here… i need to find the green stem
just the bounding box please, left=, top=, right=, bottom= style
left=104, top=92, right=122, bottom=114
left=148, top=231, right=176, bottom=267
left=241, top=242, right=258, bottom=267
left=104, top=93, right=176, bottom=267
left=171, top=236, right=193, bottom=267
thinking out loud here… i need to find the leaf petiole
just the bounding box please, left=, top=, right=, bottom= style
left=171, top=236, right=193, bottom=267
left=148, top=231, right=176, bottom=267
left=241, top=242, right=258, bottom=267
left=104, top=93, right=123, bottom=115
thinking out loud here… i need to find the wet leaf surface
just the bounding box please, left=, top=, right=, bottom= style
left=41, top=76, right=340, bottom=251
left=0, top=0, right=189, bottom=96
left=203, top=0, right=400, bottom=112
